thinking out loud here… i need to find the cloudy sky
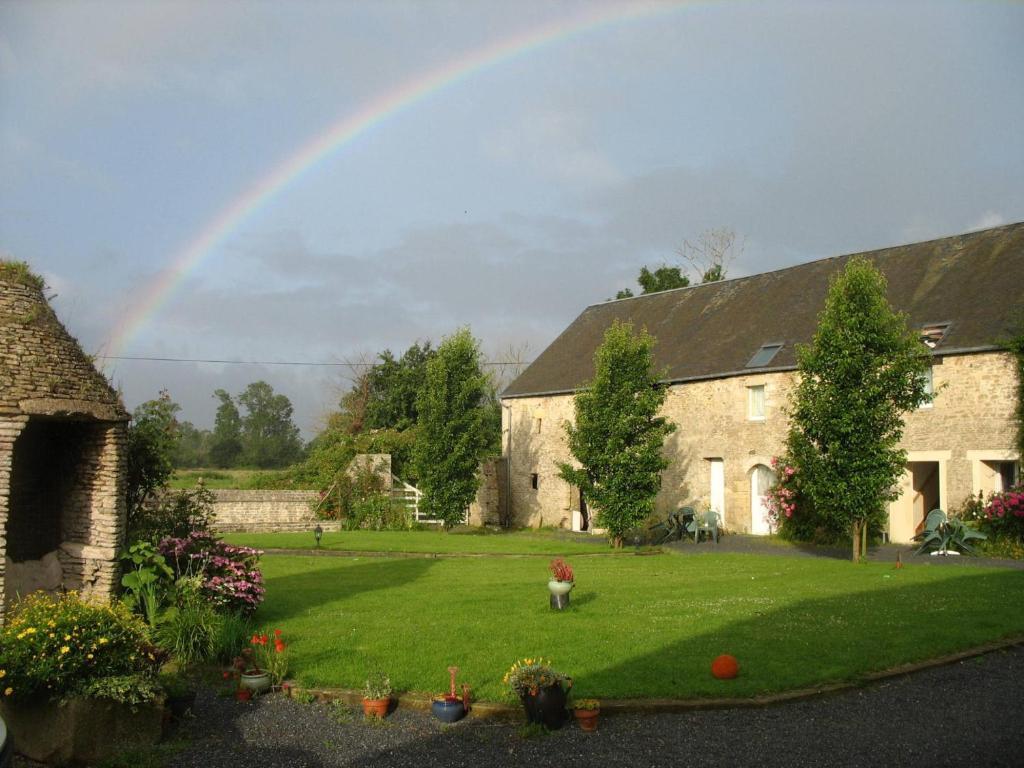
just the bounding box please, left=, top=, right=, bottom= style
left=2, top=0, right=1022, bottom=437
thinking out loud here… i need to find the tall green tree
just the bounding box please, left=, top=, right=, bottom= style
left=237, top=381, right=304, bottom=468
left=785, top=257, right=930, bottom=561
left=616, top=265, right=690, bottom=299
left=412, top=328, right=495, bottom=529
left=209, top=389, right=244, bottom=468
left=172, top=420, right=211, bottom=468
left=364, top=341, right=436, bottom=431
left=558, top=321, right=676, bottom=547
left=126, top=390, right=180, bottom=528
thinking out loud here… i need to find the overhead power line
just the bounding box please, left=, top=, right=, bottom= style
left=96, top=354, right=534, bottom=368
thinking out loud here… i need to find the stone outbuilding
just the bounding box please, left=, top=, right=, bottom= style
left=501, top=223, right=1024, bottom=542
left=0, top=263, right=128, bottom=622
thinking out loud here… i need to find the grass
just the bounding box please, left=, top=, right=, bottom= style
left=224, top=528, right=620, bottom=556
left=254, top=551, right=1024, bottom=703
left=169, top=468, right=298, bottom=490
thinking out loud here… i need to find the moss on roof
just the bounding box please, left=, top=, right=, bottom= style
left=0, top=260, right=46, bottom=291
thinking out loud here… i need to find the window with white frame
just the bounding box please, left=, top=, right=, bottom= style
left=747, top=384, right=765, bottom=421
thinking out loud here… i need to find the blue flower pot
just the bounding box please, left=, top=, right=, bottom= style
left=431, top=698, right=466, bottom=723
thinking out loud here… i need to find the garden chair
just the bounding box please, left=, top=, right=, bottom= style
left=688, top=509, right=720, bottom=544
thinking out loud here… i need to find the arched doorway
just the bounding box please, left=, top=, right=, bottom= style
left=750, top=464, right=776, bottom=535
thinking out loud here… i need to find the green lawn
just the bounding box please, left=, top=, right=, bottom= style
left=253, top=551, right=1024, bottom=702
left=225, top=529, right=620, bottom=556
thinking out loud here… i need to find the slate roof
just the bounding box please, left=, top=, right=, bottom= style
left=503, top=223, right=1024, bottom=399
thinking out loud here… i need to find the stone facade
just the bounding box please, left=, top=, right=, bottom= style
left=1, top=271, right=128, bottom=622
left=466, top=457, right=507, bottom=527
left=501, top=350, right=1019, bottom=543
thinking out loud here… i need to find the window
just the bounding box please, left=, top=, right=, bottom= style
left=918, top=366, right=934, bottom=409
left=920, top=323, right=950, bottom=349
left=998, top=461, right=1020, bottom=491
left=747, top=385, right=765, bottom=420
left=530, top=473, right=539, bottom=490
left=746, top=343, right=783, bottom=368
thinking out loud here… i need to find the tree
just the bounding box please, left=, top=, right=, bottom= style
left=209, top=389, right=243, bottom=468
left=784, top=257, right=930, bottom=561
left=558, top=321, right=676, bottom=547
left=126, top=390, right=180, bottom=529
left=364, top=341, right=436, bottom=431
left=616, top=228, right=742, bottom=299
left=172, top=420, right=211, bottom=468
left=412, top=328, right=495, bottom=529
left=237, top=381, right=304, bottom=468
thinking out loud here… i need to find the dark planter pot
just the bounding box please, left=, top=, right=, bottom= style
left=166, top=691, right=197, bottom=720
left=431, top=698, right=466, bottom=723
left=520, top=685, right=568, bottom=730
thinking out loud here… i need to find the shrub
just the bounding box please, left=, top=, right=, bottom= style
left=128, top=485, right=216, bottom=544
left=0, top=592, right=161, bottom=704
left=502, top=658, right=570, bottom=699
left=155, top=577, right=220, bottom=665
left=212, top=612, right=256, bottom=664
left=158, top=531, right=265, bottom=614
left=981, top=486, right=1024, bottom=540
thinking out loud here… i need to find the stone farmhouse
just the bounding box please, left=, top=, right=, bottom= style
left=0, top=267, right=128, bottom=623
left=500, top=223, right=1024, bottom=543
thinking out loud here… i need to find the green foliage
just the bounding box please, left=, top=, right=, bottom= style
left=913, top=509, right=987, bottom=555
left=127, top=484, right=216, bottom=544
left=126, top=390, right=180, bottom=528
left=77, top=673, right=164, bottom=706
left=616, top=265, right=689, bottom=299
left=0, top=592, right=160, bottom=703
left=209, top=389, right=244, bottom=468
left=365, top=342, right=436, bottom=431
left=413, top=328, right=496, bottom=529
left=558, top=321, right=676, bottom=545
left=238, top=381, right=305, bottom=468
left=119, top=541, right=175, bottom=626
left=156, top=577, right=220, bottom=665
left=0, top=259, right=45, bottom=290
left=172, top=420, right=211, bottom=468
left=784, top=258, right=930, bottom=560
left=363, top=669, right=392, bottom=699
left=212, top=611, right=256, bottom=665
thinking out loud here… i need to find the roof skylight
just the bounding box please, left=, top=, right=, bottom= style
left=746, top=343, right=784, bottom=368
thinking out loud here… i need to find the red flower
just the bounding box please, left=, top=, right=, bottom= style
left=274, top=640, right=286, bottom=653
left=274, top=629, right=282, bottom=637
left=251, top=634, right=259, bottom=646
left=260, top=634, right=269, bottom=645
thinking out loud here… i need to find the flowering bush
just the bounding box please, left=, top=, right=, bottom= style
left=549, top=558, right=574, bottom=582
left=983, top=486, right=1024, bottom=533
left=764, top=457, right=798, bottom=530
left=0, top=591, right=162, bottom=704
left=159, top=531, right=265, bottom=614
left=502, top=658, right=570, bottom=698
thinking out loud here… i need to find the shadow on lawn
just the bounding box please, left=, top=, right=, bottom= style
left=571, top=567, right=1024, bottom=699
left=259, top=556, right=438, bottom=621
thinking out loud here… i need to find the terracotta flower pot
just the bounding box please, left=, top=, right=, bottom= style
left=362, top=697, right=390, bottom=718
left=574, top=708, right=599, bottom=732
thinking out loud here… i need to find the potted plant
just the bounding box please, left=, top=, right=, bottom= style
left=572, top=698, right=600, bottom=732
left=431, top=666, right=468, bottom=723
left=548, top=558, right=574, bottom=609
left=239, top=629, right=289, bottom=695
left=503, top=658, right=571, bottom=730
left=159, top=672, right=197, bottom=720
left=361, top=671, right=392, bottom=718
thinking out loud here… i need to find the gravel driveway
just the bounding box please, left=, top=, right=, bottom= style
left=142, top=645, right=1024, bottom=768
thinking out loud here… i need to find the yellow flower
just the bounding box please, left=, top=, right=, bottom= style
left=86, top=654, right=94, bottom=660
left=0, top=670, right=5, bottom=679
left=3, top=688, right=11, bottom=696
left=60, top=646, right=70, bottom=654
left=98, top=637, right=109, bottom=645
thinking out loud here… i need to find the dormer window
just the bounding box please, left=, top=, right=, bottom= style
left=920, top=323, right=950, bottom=349
left=746, top=343, right=783, bottom=368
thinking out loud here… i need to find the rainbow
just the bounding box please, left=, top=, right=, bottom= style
left=104, top=1, right=695, bottom=357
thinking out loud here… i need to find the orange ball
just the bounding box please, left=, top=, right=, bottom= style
left=711, top=654, right=739, bottom=680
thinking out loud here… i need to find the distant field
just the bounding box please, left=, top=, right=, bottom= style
left=169, top=468, right=302, bottom=490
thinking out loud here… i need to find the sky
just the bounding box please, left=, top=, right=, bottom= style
left=2, top=0, right=1023, bottom=439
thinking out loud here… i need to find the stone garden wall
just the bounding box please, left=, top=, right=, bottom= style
left=208, top=490, right=341, bottom=533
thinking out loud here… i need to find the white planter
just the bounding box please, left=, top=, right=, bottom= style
left=548, top=579, right=574, bottom=596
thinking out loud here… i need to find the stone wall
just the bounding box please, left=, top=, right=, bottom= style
left=209, top=489, right=342, bottom=533
left=467, top=457, right=507, bottom=526
left=501, top=351, right=1019, bottom=542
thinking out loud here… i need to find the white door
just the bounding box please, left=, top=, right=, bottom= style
left=750, top=464, right=775, bottom=535
left=709, top=459, right=725, bottom=522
